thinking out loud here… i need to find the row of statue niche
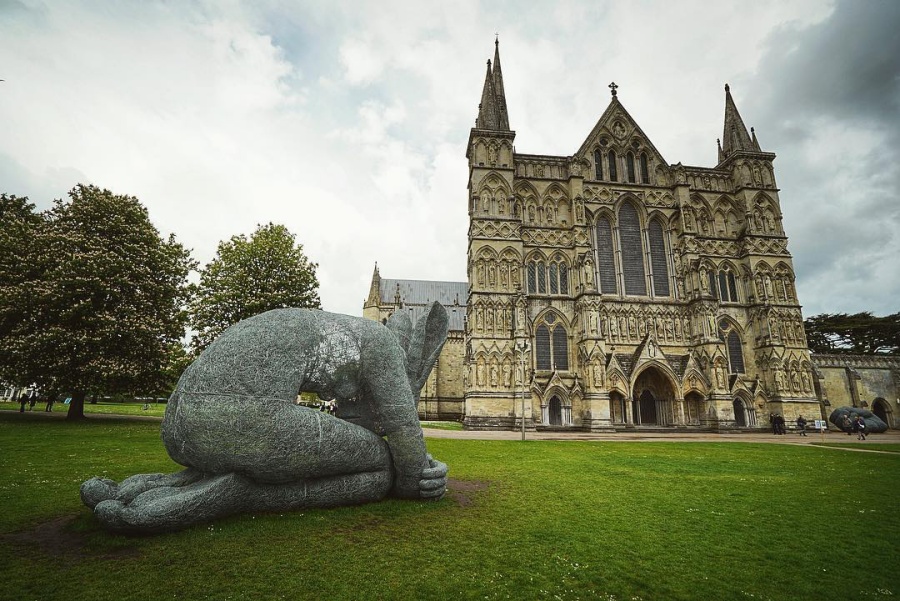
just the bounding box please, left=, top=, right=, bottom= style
left=479, top=192, right=513, bottom=217
left=749, top=207, right=780, bottom=234
left=471, top=355, right=526, bottom=389
left=772, top=364, right=813, bottom=395
left=472, top=303, right=514, bottom=336
left=524, top=202, right=566, bottom=226
left=587, top=310, right=692, bottom=344
left=754, top=272, right=795, bottom=302
left=475, top=260, right=521, bottom=291
left=517, top=162, right=566, bottom=179
left=687, top=173, right=729, bottom=192
left=765, top=313, right=805, bottom=345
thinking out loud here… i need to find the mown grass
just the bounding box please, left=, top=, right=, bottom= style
left=1, top=413, right=897, bottom=601
left=0, top=399, right=167, bottom=418
left=812, top=442, right=900, bottom=453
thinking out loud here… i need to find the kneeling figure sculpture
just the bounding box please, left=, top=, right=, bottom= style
left=81, top=303, right=450, bottom=533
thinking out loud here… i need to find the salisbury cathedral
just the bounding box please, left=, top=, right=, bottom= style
left=366, top=40, right=824, bottom=431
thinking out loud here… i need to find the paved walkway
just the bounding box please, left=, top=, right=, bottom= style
left=423, top=426, right=900, bottom=446
left=5, top=407, right=898, bottom=447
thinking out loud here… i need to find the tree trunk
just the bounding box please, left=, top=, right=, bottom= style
left=66, top=390, right=87, bottom=421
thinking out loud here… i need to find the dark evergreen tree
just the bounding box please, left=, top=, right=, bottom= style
left=804, top=312, right=899, bottom=355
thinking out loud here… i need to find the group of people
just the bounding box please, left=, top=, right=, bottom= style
left=16, top=393, right=58, bottom=413
left=769, top=413, right=787, bottom=435
left=841, top=414, right=868, bottom=440
left=770, top=413, right=813, bottom=436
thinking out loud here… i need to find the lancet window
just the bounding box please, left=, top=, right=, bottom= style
left=527, top=257, right=569, bottom=296
left=718, top=320, right=746, bottom=374
left=535, top=313, right=569, bottom=371
left=708, top=264, right=739, bottom=302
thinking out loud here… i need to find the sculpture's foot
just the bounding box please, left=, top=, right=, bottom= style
left=90, top=469, right=393, bottom=534
left=80, top=477, right=119, bottom=509
left=81, top=469, right=207, bottom=509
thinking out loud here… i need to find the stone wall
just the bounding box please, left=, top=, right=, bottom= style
left=813, top=354, right=900, bottom=428
left=419, top=330, right=465, bottom=421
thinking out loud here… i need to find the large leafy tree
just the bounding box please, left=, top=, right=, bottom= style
left=804, top=312, right=900, bottom=355
left=0, top=185, right=195, bottom=419
left=0, top=194, right=46, bottom=388
left=189, top=222, right=320, bottom=352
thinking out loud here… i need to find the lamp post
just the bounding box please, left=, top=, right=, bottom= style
left=517, top=340, right=530, bottom=441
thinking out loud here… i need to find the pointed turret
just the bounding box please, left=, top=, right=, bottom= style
left=492, top=38, right=510, bottom=130
left=721, top=84, right=754, bottom=157
left=474, top=39, right=510, bottom=131
left=365, top=263, right=381, bottom=308
left=476, top=60, right=500, bottom=129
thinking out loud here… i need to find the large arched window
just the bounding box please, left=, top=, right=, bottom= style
left=607, top=150, right=618, bottom=182
left=648, top=218, right=670, bottom=296
left=594, top=149, right=603, bottom=180
left=719, top=320, right=745, bottom=374
left=619, top=203, right=646, bottom=295
left=535, top=313, right=569, bottom=371
left=595, top=216, right=617, bottom=294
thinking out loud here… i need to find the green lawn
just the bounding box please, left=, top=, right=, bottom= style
left=0, top=399, right=168, bottom=418
left=1, top=413, right=897, bottom=601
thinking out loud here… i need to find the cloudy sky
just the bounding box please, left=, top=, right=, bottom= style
left=2, top=0, right=898, bottom=318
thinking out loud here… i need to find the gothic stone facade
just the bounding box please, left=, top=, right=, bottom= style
left=463, top=41, right=818, bottom=431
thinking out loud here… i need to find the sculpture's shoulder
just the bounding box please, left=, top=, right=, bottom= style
left=239, top=308, right=385, bottom=338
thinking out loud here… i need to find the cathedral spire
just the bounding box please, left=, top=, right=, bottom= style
left=721, top=83, right=754, bottom=157
left=492, top=37, right=510, bottom=130
left=474, top=39, right=510, bottom=131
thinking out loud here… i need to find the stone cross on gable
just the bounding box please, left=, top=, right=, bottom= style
left=609, top=82, right=618, bottom=97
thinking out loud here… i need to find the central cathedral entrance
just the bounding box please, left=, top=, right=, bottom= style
left=632, top=366, right=677, bottom=426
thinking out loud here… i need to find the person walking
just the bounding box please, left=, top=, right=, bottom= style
left=855, top=416, right=867, bottom=441
left=842, top=414, right=852, bottom=435
left=796, top=415, right=808, bottom=437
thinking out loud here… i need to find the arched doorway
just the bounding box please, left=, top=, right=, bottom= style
left=549, top=396, right=562, bottom=426
left=733, top=398, right=747, bottom=427
left=873, top=398, right=891, bottom=428
left=632, top=366, right=677, bottom=426
left=639, top=390, right=658, bottom=424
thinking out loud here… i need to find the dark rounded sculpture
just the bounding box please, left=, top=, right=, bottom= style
left=81, top=303, right=450, bottom=533
left=828, top=406, right=889, bottom=434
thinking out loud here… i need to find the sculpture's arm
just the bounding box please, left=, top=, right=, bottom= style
left=362, top=334, right=444, bottom=499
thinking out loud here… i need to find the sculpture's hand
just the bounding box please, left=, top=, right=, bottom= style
left=418, top=454, right=448, bottom=500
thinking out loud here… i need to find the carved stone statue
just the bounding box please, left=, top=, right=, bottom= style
left=81, top=304, right=450, bottom=533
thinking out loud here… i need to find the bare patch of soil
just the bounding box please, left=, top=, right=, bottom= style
left=3, top=514, right=141, bottom=561
left=445, top=478, right=490, bottom=507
